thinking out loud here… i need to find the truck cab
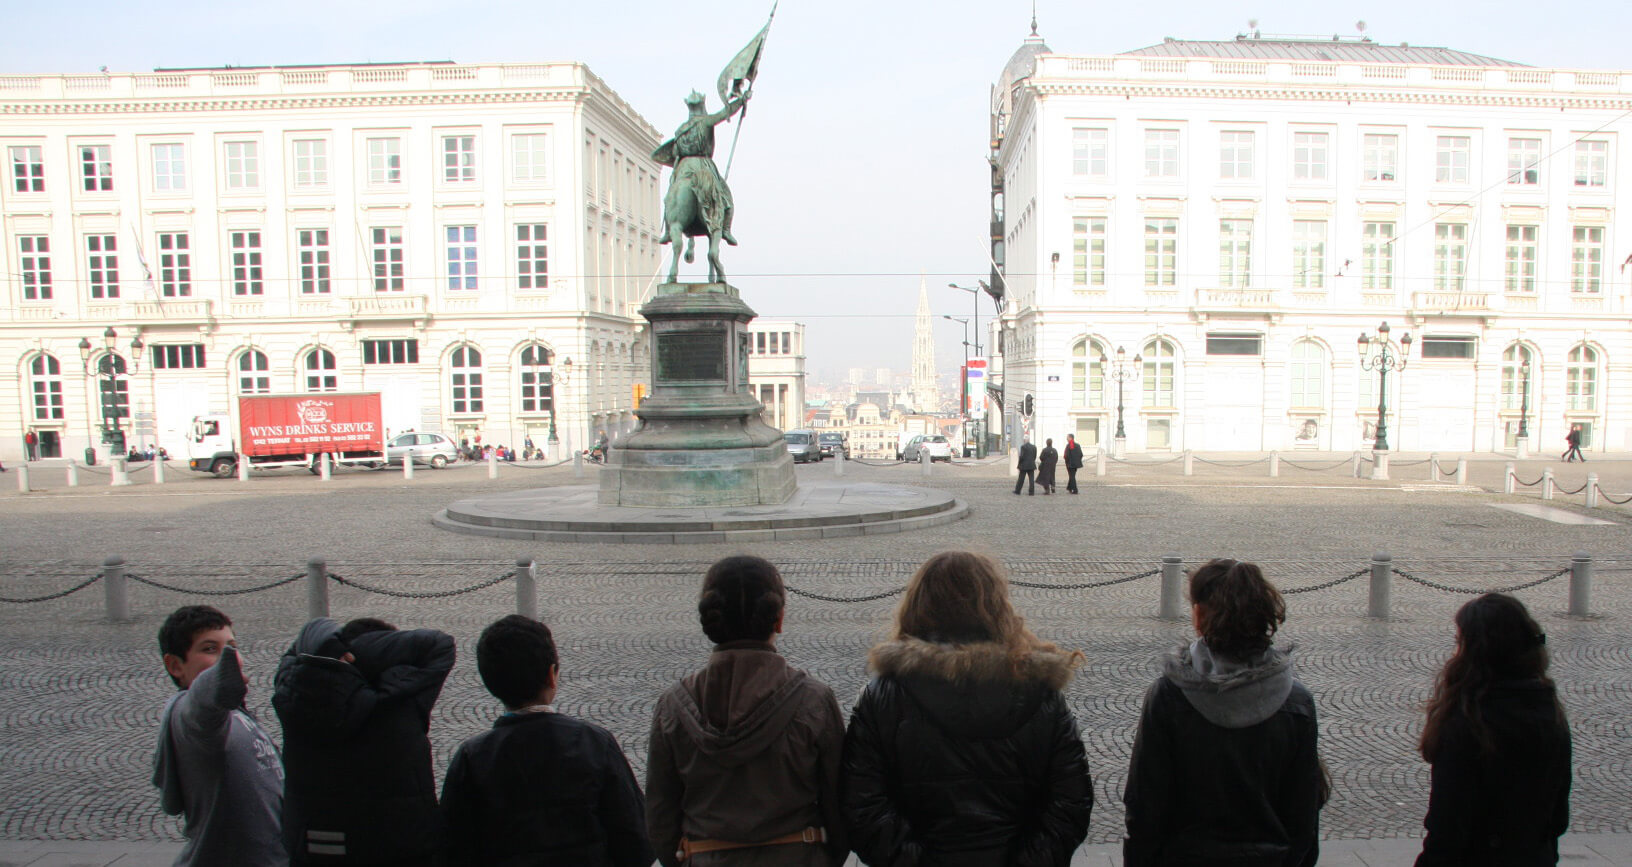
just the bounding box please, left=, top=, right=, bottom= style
left=187, top=414, right=240, bottom=477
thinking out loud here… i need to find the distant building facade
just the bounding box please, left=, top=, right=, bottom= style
left=746, top=319, right=805, bottom=431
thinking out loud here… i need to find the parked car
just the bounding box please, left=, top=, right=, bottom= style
left=383, top=432, right=458, bottom=469
left=818, top=431, right=848, bottom=459
left=784, top=429, right=823, bottom=463
left=901, top=434, right=953, bottom=463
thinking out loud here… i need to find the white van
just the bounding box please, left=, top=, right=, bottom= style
left=783, top=429, right=823, bottom=463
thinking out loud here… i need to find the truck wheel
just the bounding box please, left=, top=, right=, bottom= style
left=212, top=458, right=237, bottom=478
left=430, top=454, right=448, bottom=469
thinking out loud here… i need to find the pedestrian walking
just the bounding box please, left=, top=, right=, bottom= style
left=273, top=617, right=455, bottom=866
left=1063, top=433, right=1083, bottom=494
left=152, top=605, right=287, bottom=867
left=24, top=429, right=37, bottom=461
left=1014, top=437, right=1038, bottom=495
left=646, top=555, right=848, bottom=866
left=1038, top=438, right=1059, bottom=494
left=1123, top=559, right=1326, bottom=867
left=843, top=551, right=1092, bottom=865
left=1562, top=424, right=1584, bottom=462
left=1415, top=593, right=1571, bottom=866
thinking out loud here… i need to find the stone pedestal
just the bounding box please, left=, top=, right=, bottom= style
left=599, top=282, right=796, bottom=506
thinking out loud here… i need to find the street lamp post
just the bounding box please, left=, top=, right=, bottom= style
left=546, top=356, right=574, bottom=448
left=950, top=281, right=991, bottom=456
left=1101, top=346, right=1141, bottom=458
left=1516, top=356, right=1532, bottom=458
left=77, top=327, right=142, bottom=465
left=1357, top=321, right=1412, bottom=453
left=943, top=315, right=971, bottom=455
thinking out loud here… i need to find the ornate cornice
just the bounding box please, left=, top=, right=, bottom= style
left=1030, top=81, right=1632, bottom=112
left=0, top=89, right=585, bottom=116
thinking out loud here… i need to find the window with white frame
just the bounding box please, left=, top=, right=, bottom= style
left=1504, top=225, right=1538, bottom=293
left=367, top=137, right=402, bottom=185
left=1289, top=340, right=1326, bottom=409
left=1144, top=218, right=1177, bottom=286
left=19, top=236, right=51, bottom=300
left=29, top=354, right=64, bottom=420
left=224, top=141, right=259, bottom=190
left=1073, top=127, right=1108, bottom=177
left=292, top=139, right=328, bottom=188
left=10, top=145, right=43, bottom=192
left=1142, top=339, right=1176, bottom=407
left=512, top=133, right=549, bottom=183
left=1291, top=220, right=1326, bottom=290
left=519, top=344, right=554, bottom=413
left=1421, top=335, right=1477, bottom=359
left=1218, top=219, right=1252, bottom=288
left=450, top=346, right=483, bottom=413
left=298, top=229, right=330, bottom=294
left=1572, top=225, right=1605, bottom=293
left=305, top=349, right=338, bottom=392
left=1144, top=129, right=1179, bottom=178
left=230, top=231, right=263, bottom=295
left=1073, top=218, right=1105, bottom=287
left=371, top=227, right=404, bottom=292
left=1071, top=339, right=1105, bottom=407
left=237, top=351, right=270, bottom=394
left=445, top=226, right=478, bottom=290
left=1219, top=131, right=1253, bottom=179
left=363, top=339, right=418, bottom=365
left=442, top=135, right=476, bottom=183
left=516, top=224, right=548, bottom=289
left=1507, top=137, right=1542, bottom=185
left=1433, top=223, right=1467, bottom=291
left=1567, top=344, right=1599, bottom=410
left=1436, top=136, right=1470, bottom=183
left=1500, top=344, right=1533, bottom=410
left=152, top=143, right=186, bottom=191
left=1362, top=134, right=1398, bottom=182
left=1575, top=140, right=1608, bottom=187
left=87, top=234, right=118, bottom=299
left=158, top=232, right=191, bottom=297
left=80, top=144, right=113, bottom=191
left=1362, top=222, right=1395, bottom=291
left=1292, top=132, right=1328, bottom=181
left=150, top=344, right=206, bottom=369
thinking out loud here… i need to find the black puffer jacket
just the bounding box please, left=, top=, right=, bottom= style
left=842, top=637, right=1092, bottom=866
left=272, top=619, right=455, bottom=865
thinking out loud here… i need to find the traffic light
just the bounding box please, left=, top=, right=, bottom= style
left=633, top=383, right=647, bottom=406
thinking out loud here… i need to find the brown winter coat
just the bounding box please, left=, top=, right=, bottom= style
left=647, top=640, right=848, bottom=867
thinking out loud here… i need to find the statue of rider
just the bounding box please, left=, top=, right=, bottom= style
left=652, top=89, right=750, bottom=248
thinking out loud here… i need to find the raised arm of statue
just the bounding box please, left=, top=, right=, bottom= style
left=707, top=91, right=750, bottom=126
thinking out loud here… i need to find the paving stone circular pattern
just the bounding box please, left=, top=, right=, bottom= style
left=0, top=458, right=1629, bottom=845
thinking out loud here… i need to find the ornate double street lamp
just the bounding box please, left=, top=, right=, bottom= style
left=1516, top=354, right=1533, bottom=458
left=546, top=356, right=574, bottom=446
left=1101, top=346, right=1141, bottom=458
left=949, top=282, right=989, bottom=457
left=1357, top=321, right=1412, bottom=453
left=77, top=326, right=143, bottom=465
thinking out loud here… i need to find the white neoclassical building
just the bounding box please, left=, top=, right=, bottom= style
left=0, top=61, right=662, bottom=464
left=745, top=319, right=806, bottom=431
left=991, top=33, right=1632, bottom=455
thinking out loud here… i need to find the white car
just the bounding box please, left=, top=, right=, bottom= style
left=383, top=432, right=458, bottom=468
left=902, top=435, right=953, bottom=463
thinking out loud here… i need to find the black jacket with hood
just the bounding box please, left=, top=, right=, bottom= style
left=842, top=637, right=1092, bottom=867
left=272, top=618, right=455, bottom=865
left=1123, top=640, right=1323, bottom=867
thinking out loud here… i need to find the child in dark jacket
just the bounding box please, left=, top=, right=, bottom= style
left=441, top=615, right=652, bottom=867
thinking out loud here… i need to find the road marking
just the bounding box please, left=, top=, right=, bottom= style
left=1489, top=503, right=1618, bottom=525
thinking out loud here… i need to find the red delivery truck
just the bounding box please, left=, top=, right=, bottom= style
left=187, top=393, right=387, bottom=477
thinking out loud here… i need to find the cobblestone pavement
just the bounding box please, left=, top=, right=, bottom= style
left=0, top=455, right=1628, bottom=853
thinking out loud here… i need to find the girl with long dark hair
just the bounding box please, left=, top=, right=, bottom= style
left=1416, top=593, right=1571, bottom=866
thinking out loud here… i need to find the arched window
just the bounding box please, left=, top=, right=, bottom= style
left=237, top=350, right=270, bottom=394
left=1289, top=340, right=1326, bottom=409
left=1500, top=344, right=1534, bottom=410
left=28, top=354, right=64, bottom=420
left=95, top=353, right=129, bottom=422
left=1141, top=339, right=1176, bottom=407
left=1071, top=339, right=1106, bottom=407
left=1567, top=345, right=1599, bottom=411
left=519, top=344, right=554, bottom=413
left=450, top=346, right=483, bottom=413
left=305, top=349, right=337, bottom=392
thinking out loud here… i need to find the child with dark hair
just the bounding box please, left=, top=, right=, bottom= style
left=647, top=555, right=848, bottom=866
left=151, top=605, right=287, bottom=867
left=1416, top=593, right=1571, bottom=866
left=441, top=615, right=652, bottom=867
left=1123, top=559, right=1325, bottom=867
left=273, top=616, right=454, bottom=865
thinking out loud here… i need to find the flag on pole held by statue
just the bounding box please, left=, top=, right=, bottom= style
left=717, top=1, right=775, bottom=104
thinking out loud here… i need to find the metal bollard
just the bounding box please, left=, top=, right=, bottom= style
left=1456, top=458, right=1468, bottom=485
left=1586, top=473, right=1599, bottom=508
left=1183, top=450, right=1194, bottom=476
left=1368, top=552, right=1392, bottom=620
left=66, top=462, right=78, bottom=487
left=1569, top=552, right=1593, bottom=617
left=1096, top=449, right=1106, bottom=477
left=403, top=455, right=414, bottom=480
left=1351, top=451, right=1362, bottom=478
left=16, top=464, right=28, bottom=492
left=1008, top=448, right=1018, bottom=478
left=103, top=555, right=130, bottom=622
left=238, top=454, right=250, bottom=482
left=833, top=450, right=845, bottom=477
left=1159, top=555, right=1184, bottom=620
left=306, top=557, right=330, bottom=620
left=1269, top=451, right=1280, bottom=478
left=920, top=450, right=931, bottom=477
left=319, top=453, right=331, bottom=481
left=153, top=457, right=165, bottom=484
left=573, top=450, right=585, bottom=480
left=1503, top=462, right=1515, bottom=494
left=111, top=458, right=131, bottom=487
left=488, top=452, right=499, bottom=479
left=1370, top=451, right=1390, bottom=481
left=1429, top=453, right=1440, bottom=482
left=1542, top=469, right=1555, bottom=500
left=515, top=557, right=537, bottom=620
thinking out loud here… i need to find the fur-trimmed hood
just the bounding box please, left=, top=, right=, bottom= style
left=868, top=638, right=1079, bottom=739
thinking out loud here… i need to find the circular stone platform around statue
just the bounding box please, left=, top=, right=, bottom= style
left=434, top=481, right=969, bottom=544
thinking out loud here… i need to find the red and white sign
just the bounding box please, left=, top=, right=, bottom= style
left=237, top=393, right=385, bottom=456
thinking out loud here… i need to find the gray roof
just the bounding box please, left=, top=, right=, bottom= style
left=1122, top=38, right=1527, bottom=68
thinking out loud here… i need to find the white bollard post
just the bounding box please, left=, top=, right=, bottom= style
left=1569, top=552, right=1593, bottom=617
left=488, top=452, right=499, bottom=479
left=515, top=557, right=537, bottom=620
left=833, top=450, right=845, bottom=477
left=318, top=453, right=331, bottom=482
left=1368, top=552, right=1392, bottom=620
left=403, top=454, right=414, bottom=480
left=238, top=454, right=250, bottom=482
left=1158, top=555, right=1184, bottom=620
left=1183, top=450, right=1194, bottom=476
left=1008, top=448, right=1018, bottom=478
left=153, top=456, right=165, bottom=484
left=1456, top=458, right=1468, bottom=485
left=1542, top=468, right=1555, bottom=500
left=1095, top=448, right=1107, bottom=477
left=1429, top=453, right=1440, bottom=482
left=1503, top=462, right=1515, bottom=494
left=1269, top=451, right=1280, bottom=478
left=1370, top=451, right=1390, bottom=481
left=920, top=450, right=931, bottom=477
left=572, top=450, right=585, bottom=480
left=1352, top=451, right=1362, bottom=478
left=1586, top=473, right=1599, bottom=508
left=16, top=464, right=28, bottom=492
left=111, top=457, right=131, bottom=487
left=306, top=557, right=329, bottom=620
left=66, top=462, right=78, bottom=487
left=103, top=555, right=129, bottom=622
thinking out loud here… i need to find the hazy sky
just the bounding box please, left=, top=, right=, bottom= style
left=6, top=0, right=1632, bottom=380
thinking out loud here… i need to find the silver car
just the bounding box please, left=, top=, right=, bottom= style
left=784, top=429, right=823, bottom=463
left=384, top=432, right=458, bottom=469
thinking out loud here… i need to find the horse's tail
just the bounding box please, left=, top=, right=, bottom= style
left=684, top=236, right=695, bottom=263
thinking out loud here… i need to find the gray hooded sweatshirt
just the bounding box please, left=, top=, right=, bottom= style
left=1163, top=639, right=1296, bottom=728
left=152, top=644, right=288, bottom=867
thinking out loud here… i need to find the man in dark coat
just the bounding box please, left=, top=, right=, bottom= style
left=1563, top=424, right=1584, bottom=462
left=1037, top=439, right=1060, bottom=495
left=1063, top=434, right=1084, bottom=494
left=273, top=617, right=455, bottom=866
left=1014, top=438, right=1038, bottom=496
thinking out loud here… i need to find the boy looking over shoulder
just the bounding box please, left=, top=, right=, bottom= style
left=151, top=605, right=287, bottom=867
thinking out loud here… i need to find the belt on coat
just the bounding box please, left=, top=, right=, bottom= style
left=677, top=826, right=826, bottom=861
